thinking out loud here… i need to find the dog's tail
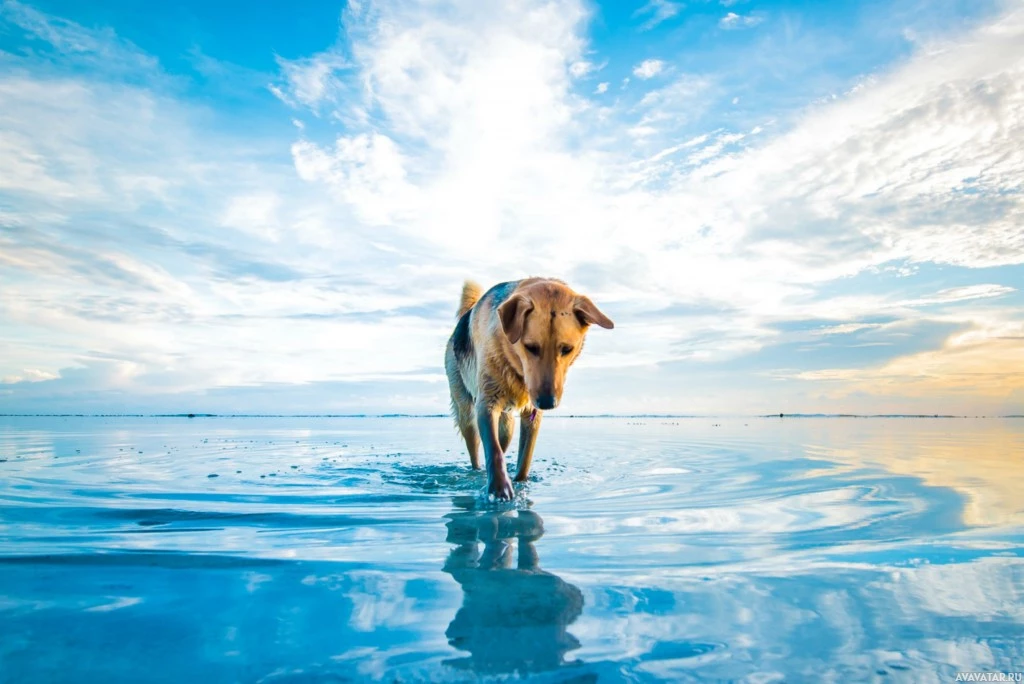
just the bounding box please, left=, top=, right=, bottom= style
left=457, top=280, right=483, bottom=318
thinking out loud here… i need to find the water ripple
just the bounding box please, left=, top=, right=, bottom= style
left=1, top=416, right=1022, bottom=682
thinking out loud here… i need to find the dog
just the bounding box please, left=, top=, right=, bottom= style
left=444, top=278, right=614, bottom=500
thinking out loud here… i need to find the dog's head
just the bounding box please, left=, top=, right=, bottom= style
left=498, top=281, right=614, bottom=410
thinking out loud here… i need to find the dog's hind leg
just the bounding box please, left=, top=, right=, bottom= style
left=452, top=381, right=480, bottom=469
left=498, top=412, right=514, bottom=454
left=459, top=418, right=481, bottom=470
left=446, top=345, right=481, bottom=470
left=514, top=408, right=542, bottom=482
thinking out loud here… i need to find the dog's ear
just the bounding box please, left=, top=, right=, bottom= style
left=574, top=296, right=614, bottom=329
left=498, top=294, right=534, bottom=344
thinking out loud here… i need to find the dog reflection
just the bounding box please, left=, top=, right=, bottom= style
left=442, top=502, right=585, bottom=675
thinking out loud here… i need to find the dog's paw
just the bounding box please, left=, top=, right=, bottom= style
left=487, top=476, right=515, bottom=502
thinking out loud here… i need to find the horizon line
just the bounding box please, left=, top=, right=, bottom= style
left=1, top=413, right=1021, bottom=419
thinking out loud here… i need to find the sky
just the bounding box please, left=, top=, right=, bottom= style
left=0, top=0, right=1022, bottom=416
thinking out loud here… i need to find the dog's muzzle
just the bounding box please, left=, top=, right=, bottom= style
left=535, top=394, right=557, bottom=410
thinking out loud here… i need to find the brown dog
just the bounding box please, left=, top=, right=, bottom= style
left=444, top=278, right=614, bottom=500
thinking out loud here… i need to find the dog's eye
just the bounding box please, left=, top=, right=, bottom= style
left=524, top=343, right=541, bottom=357
left=560, top=345, right=574, bottom=357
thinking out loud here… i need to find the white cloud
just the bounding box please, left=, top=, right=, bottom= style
left=919, top=285, right=1016, bottom=305
left=629, top=74, right=712, bottom=138
left=220, top=193, right=282, bottom=241
left=0, top=4, right=465, bottom=403
left=1, top=368, right=59, bottom=384
left=632, top=58, right=666, bottom=79
left=0, top=0, right=159, bottom=75
left=269, top=50, right=349, bottom=110
left=792, top=322, right=1024, bottom=403
left=293, top=2, right=1024, bottom=375
left=292, top=133, right=420, bottom=228
left=2, top=0, right=1024, bottom=414
left=812, top=323, right=884, bottom=337
left=287, top=0, right=601, bottom=265
left=569, top=59, right=602, bottom=77
left=633, top=0, right=684, bottom=31
left=720, top=12, right=763, bottom=30
left=627, top=124, right=659, bottom=139
left=595, top=81, right=609, bottom=94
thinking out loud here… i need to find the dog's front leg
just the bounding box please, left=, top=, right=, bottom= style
left=476, top=403, right=515, bottom=501
left=514, top=408, right=542, bottom=482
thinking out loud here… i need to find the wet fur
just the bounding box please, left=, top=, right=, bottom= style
left=444, top=278, right=613, bottom=500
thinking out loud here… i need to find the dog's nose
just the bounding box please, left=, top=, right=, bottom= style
left=535, top=394, right=557, bottom=410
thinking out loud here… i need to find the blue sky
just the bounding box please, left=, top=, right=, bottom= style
left=0, top=0, right=1022, bottom=415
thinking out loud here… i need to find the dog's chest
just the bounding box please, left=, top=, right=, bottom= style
left=461, top=353, right=529, bottom=411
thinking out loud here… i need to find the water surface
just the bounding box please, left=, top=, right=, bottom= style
left=1, top=416, right=1022, bottom=682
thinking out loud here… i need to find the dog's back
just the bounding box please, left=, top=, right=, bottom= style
left=445, top=280, right=516, bottom=403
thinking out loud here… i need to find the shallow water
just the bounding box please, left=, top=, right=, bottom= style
left=1, top=416, right=1022, bottom=683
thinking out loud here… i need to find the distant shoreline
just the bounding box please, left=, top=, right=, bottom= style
left=1, top=413, right=1021, bottom=419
